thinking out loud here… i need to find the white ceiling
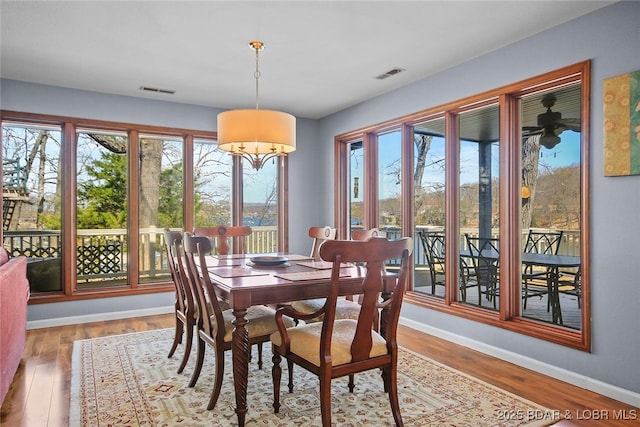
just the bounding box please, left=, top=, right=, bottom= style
left=1, top=1, right=614, bottom=119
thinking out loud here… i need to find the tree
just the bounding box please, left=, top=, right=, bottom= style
left=139, top=139, right=163, bottom=228
left=77, top=152, right=128, bottom=228
left=521, top=134, right=541, bottom=230
left=157, top=161, right=184, bottom=227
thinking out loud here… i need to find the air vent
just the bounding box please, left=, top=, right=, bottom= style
left=376, top=67, right=406, bottom=80
left=139, top=86, right=175, bottom=95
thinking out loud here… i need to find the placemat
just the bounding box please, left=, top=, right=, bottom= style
left=295, top=260, right=334, bottom=269
left=273, top=269, right=350, bottom=281
left=208, top=267, right=270, bottom=278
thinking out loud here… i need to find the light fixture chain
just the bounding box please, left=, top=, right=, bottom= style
left=254, top=45, right=261, bottom=110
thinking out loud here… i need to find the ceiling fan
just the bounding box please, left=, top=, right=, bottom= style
left=523, top=93, right=581, bottom=149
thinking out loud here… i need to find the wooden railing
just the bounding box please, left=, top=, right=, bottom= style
left=3, top=226, right=579, bottom=291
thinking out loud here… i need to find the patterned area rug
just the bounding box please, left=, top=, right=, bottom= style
left=70, top=328, right=558, bottom=426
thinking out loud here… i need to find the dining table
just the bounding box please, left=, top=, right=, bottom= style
left=195, top=252, right=394, bottom=427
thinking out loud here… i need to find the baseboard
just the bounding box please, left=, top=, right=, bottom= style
left=26, top=306, right=174, bottom=330
left=399, top=317, right=640, bottom=409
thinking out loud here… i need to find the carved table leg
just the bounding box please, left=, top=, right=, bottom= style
left=232, top=308, right=249, bottom=427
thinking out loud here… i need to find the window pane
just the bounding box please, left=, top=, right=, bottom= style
left=349, top=141, right=364, bottom=236
left=413, top=118, right=446, bottom=299
left=2, top=123, right=63, bottom=293
left=137, top=135, right=183, bottom=285
left=520, top=84, right=582, bottom=330
left=193, top=139, right=232, bottom=226
left=459, top=104, right=500, bottom=311
left=243, top=160, right=277, bottom=253
left=377, top=131, right=402, bottom=235
left=76, top=130, right=129, bottom=289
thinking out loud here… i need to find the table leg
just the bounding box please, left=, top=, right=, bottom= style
left=232, top=308, right=249, bottom=426
left=549, top=267, right=563, bottom=325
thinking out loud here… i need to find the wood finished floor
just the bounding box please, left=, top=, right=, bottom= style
left=1, top=314, right=638, bottom=426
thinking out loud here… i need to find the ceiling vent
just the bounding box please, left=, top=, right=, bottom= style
left=376, top=67, right=406, bottom=80
left=139, top=86, right=175, bottom=95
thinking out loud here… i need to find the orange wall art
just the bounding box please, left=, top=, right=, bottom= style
left=603, top=70, right=640, bottom=176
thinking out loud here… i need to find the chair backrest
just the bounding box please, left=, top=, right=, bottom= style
left=308, top=226, right=337, bottom=259
left=465, top=234, right=500, bottom=286
left=351, top=228, right=385, bottom=241
left=523, top=229, right=563, bottom=255
left=319, top=237, right=412, bottom=362
left=418, top=230, right=445, bottom=266
left=182, top=232, right=226, bottom=338
left=193, top=225, right=252, bottom=255
left=164, top=229, right=193, bottom=315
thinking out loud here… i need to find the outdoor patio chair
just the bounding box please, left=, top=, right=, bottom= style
left=464, top=234, right=500, bottom=309
left=522, top=229, right=563, bottom=310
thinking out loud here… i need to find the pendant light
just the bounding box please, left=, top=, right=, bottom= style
left=217, top=41, right=296, bottom=170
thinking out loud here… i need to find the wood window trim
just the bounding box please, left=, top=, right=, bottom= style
left=1, top=109, right=290, bottom=304
left=334, top=61, right=590, bottom=351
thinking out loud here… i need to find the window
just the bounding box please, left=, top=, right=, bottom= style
left=348, top=140, right=364, bottom=236
left=377, top=130, right=403, bottom=232
left=458, top=102, right=501, bottom=312
left=2, top=122, right=63, bottom=293
left=76, top=129, right=129, bottom=289
left=413, top=117, right=446, bottom=299
left=243, top=159, right=278, bottom=253
left=193, top=138, right=232, bottom=226
left=1, top=113, right=288, bottom=301
left=335, top=61, right=590, bottom=350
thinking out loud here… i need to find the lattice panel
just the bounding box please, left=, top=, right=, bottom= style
left=11, top=245, right=60, bottom=258
left=77, top=242, right=122, bottom=275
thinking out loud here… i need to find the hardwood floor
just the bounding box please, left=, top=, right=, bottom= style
left=1, top=314, right=637, bottom=426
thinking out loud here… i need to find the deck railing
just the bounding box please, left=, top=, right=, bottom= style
left=3, top=226, right=579, bottom=291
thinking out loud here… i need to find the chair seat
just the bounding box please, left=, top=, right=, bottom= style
left=220, top=305, right=294, bottom=342
left=289, top=297, right=362, bottom=321
left=270, top=319, right=387, bottom=367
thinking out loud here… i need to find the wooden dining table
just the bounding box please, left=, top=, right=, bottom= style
left=196, top=252, right=389, bottom=426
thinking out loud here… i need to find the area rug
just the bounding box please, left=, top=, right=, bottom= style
left=70, top=328, right=559, bottom=426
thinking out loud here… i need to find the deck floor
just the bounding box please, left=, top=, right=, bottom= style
left=413, top=270, right=582, bottom=330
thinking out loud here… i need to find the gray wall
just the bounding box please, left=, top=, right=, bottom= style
left=318, top=1, right=640, bottom=402
left=2, top=0, right=639, bottom=406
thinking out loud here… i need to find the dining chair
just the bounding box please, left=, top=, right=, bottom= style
left=181, top=232, right=294, bottom=410
left=351, top=227, right=385, bottom=240
left=464, top=234, right=500, bottom=309
left=270, top=236, right=412, bottom=427
left=522, top=229, right=563, bottom=310
left=308, top=225, right=337, bottom=258
left=289, top=226, right=362, bottom=323
left=193, top=225, right=252, bottom=255
left=164, top=229, right=196, bottom=374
